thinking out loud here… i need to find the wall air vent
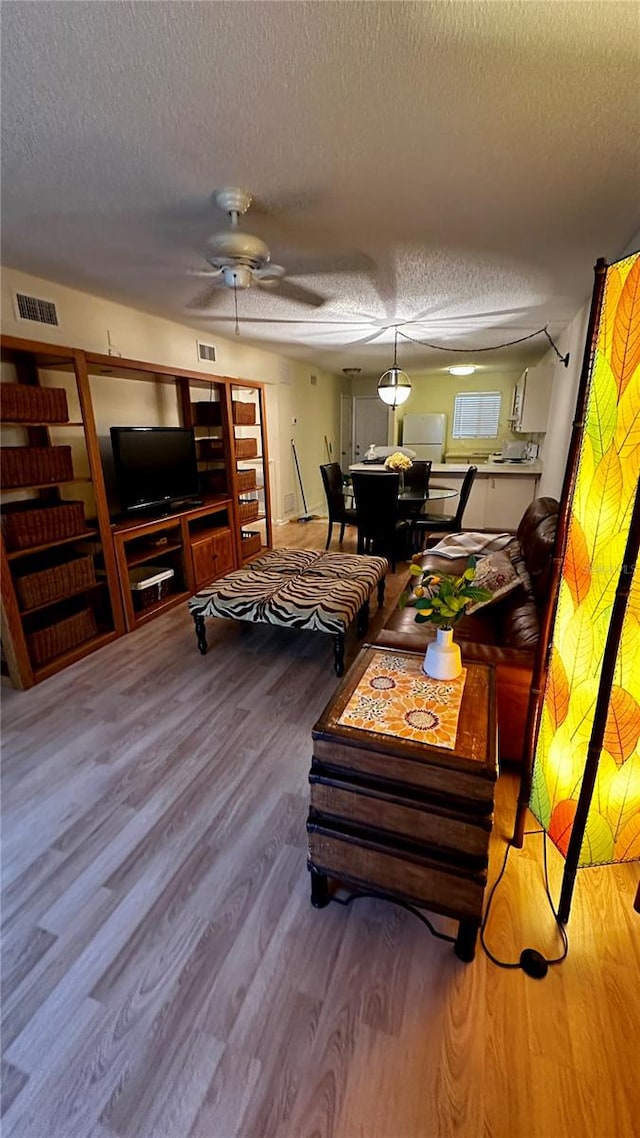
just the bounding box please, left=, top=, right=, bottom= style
left=14, top=292, right=59, bottom=326
left=197, top=340, right=216, bottom=363
left=310, top=373, right=318, bottom=386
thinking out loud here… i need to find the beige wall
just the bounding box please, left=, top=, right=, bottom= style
left=537, top=302, right=588, bottom=500
left=349, top=367, right=524, bottom=458
left=1, top=267, right=347, bottom=521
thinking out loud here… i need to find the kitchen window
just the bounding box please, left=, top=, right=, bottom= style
left=452, top=391, right=502, bottom=438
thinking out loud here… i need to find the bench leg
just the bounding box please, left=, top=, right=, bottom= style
left=193, top=613, right=208, bottom=655
left=454, top=919, right=479, bottom=962
left=377, top=577, right=386, bottom=608
left=357, top=599, right=370, bottom=636
left=333, top=633, right=345, bottom=676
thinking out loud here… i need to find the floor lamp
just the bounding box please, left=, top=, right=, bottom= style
left=514, top=250, right=640, bottom=922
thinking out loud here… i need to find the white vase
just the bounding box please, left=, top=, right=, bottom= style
left=423, top=627, right=462, bottom=680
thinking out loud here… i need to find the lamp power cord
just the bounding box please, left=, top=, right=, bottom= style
left=480, top=828, right=569, bottom=978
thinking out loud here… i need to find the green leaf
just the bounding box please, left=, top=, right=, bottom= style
left=409, top=563, right=423, bottom=577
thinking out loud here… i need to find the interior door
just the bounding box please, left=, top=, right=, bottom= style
left=353, top=397, right=390, bottom=463
left=340, top=393, right=353, bottom=470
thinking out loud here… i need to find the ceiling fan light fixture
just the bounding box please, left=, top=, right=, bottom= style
left=222, top=265, right=252, bottom=289
left=378, top=329, right=412, bottom=406
left=448, top=364, right=476, bottom=376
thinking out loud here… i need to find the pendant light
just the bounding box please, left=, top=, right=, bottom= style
left=377, top=329, right=411, bottom=406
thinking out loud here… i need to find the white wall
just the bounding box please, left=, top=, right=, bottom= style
left=1, top=267, right=346, bottom=520
left=537, top=303, right=589, bottom=500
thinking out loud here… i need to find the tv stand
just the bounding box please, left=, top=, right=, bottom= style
left=112, top=498, right=235, bottom=631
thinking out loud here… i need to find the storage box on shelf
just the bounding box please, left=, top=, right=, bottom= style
left=129, top=566, right=175, bottom=611
left=1, top=445, right=74, bottom=488
left=230, top=383, right=271, bottom=563
left=14, top=554, right=96, bottom=610
left=1, top=337, right=124, bottom=689
left=240, top=530, right=261, bottom=559
left=0, top=382, right=69, bottom=423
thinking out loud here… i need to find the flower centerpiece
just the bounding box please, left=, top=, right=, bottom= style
left=399, top=555, right=492, bottom=679
left=384, top=451, right=413, bottom=473
left=384, top=451, right=413, bottom=492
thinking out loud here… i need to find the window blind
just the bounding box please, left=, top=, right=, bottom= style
left=452, top=391, right=502, bottom=438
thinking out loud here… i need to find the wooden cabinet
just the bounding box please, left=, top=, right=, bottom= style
left=187, top=506, right=235, bottom=589
left=1, top=338, right=124, bottom=689
left=113, top=501, right=236, bottom=631
left=307, top=648, right=498, bottom=962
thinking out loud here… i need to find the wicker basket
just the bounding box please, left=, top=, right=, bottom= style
left=238, top=499, right=259, bottom=523
left=15, top=555, right=96, bottom=611
left=27, top=607, right=98, bottom=666
left=1, top=446, right=74, bottom=488
left=235, top=437, right=258, bottom=460
left=2, top=500, right=87, bottom=551
left=232, top=401, right=256, bottom=425
left=1, top=384, right=69, bottom=423
left=192, top=401, right=224, bottom=425
left=236, top=468, right=257, bottom=492
left=241, top=530, right=261, bottom=559
left=197, top=438, right=225, bottom=460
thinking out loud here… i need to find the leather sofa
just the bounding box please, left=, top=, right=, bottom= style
left=374, top=497, right=560, bottom=764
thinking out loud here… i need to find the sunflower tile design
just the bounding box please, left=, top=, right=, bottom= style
left=338, top=651, right=467, bottom=749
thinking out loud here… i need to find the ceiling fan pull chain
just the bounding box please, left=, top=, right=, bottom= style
left=233, top=274, right=240, bottom=335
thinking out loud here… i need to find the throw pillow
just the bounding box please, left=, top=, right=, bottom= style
left=466, top=551, right=522, bottom=614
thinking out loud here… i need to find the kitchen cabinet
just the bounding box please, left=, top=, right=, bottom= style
left=484, top=474, right=539, bottom=529
left=510, top=363, right=553, bottom=433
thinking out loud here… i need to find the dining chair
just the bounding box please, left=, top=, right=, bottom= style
left=351, top=471, right=410, bottom=571
left=411, top=465, right=478, bottom=550
left=403, top=460, right=432, bottom=496
left=320, top=463, right=357, bottom=549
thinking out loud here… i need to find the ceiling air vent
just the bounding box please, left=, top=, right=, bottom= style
left=197, top=340, right=216, bottom=363
left=14, top=292, right=59, bottom=326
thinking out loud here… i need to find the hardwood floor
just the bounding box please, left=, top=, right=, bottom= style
left=2, top=519, right=639, bottom=1137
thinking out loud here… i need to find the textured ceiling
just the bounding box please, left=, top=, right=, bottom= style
left=1, top=0, right=639, bottom=375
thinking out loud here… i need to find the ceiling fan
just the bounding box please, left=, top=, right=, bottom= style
left=187, top=187, right=327, bottom=310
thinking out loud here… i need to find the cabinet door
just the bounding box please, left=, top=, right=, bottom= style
left=485, top=476, right=538, bottom=529
left=191, top=528, right=234, bottom=588
left=430, top=473, right=488, bottom=529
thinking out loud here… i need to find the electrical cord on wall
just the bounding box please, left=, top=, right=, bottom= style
left=480, top=828, right=569, bottom=978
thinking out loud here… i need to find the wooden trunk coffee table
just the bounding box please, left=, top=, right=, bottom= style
left=307, top=645, right=498, bottom=961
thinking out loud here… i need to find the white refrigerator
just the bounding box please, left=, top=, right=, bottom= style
left=402, top=413, right=447, bottom=462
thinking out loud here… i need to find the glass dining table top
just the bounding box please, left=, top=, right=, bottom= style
left=399, top=487, right=457, bottom=503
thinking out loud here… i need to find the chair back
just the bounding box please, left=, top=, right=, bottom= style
left=403, top=460, right=432, bottom=494
left=320, top=463, right=347, bottom=521
left=352, top=471, right=404, bottom=561
left=453, top=465, right=478, bottom=526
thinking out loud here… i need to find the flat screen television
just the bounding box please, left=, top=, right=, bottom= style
left=110, top=426, right=200, bottom=516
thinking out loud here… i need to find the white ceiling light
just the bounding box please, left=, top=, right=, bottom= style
left=448, top=364, right=477, bottom=376
left=378, top=330, right=412, bottom=407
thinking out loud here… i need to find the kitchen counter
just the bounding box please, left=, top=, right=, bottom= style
left=348, top=461, right=542, bottom=529
left=349, top=460, right=542, bottom=476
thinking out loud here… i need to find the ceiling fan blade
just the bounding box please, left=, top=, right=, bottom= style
left=257, top=279, right=326, bottom=308
left=187, top=267, right=224, bottom=279
left=253, top=264, right=286, bottom=281
left=277, top=251, right=375, bottom=277
left=185, top=283, right=226, bottom=311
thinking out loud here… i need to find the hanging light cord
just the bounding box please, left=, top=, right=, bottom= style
left=397, top=324, right=570, bottom=367
left=480, top=828, right=569, bottom=972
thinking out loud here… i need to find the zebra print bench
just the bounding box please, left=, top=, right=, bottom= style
left=188, top=549, right=388, bottom=676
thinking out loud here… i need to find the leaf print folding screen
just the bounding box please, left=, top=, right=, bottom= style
left=529, top=251, right=640, bottom=896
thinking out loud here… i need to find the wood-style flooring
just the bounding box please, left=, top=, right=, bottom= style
left=2, top=520, right=639, bottom=1138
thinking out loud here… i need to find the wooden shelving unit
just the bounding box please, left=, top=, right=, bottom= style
left=1, top=338, right=272, bottom=689
left=1, top=337, right=125, bottom=690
